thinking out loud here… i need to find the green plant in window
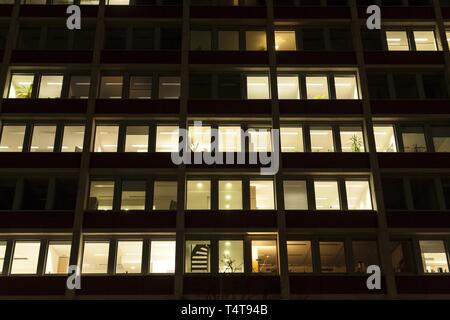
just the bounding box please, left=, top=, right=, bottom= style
left=220, top=254, right=243, bottom=273
left=313, top=94, right=326, bottom=99
left=14, top=84, right=32, bottom=98
left=350, top=134, right=363, bottom=152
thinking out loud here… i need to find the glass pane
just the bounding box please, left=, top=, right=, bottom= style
left=302, top=28, right=325, bottom=50
left=45, top=28, right=68, bottom=50
left=0, top=180, right=16, bottom=210
left=132, top=28, right=154, bottom=50
left=0, top=125, right=26, bottom=152
left=414, top=30, right=437, bottom=51
left=185, top=240, right=211, bottom=273
left=280, top=127, right=303, bottom=152
left=158, top=76, right=180, bottom=99
left=30, top=125, right=56, bottom=152
left=219, top=240, right=244, bottom=273
left=382, top=178, right=406, bottom=210
left=0, top=242, right=6, bottom=273
left=189, top=125, right=211, bottom=152
left=251, top=240, right=278, bottom=273
left=88, top=181, right=114, bottom=210
left=353, top=241, right=379, bottom=273
left=320, top=241, right=346, bottom=273
left=11, top=241, right=41, bottom=275
left=116, top=241, right=142, bottom=274
left=153, top=181, right=177, bottom=210
left=394, top=74, right=418, bottom=99
left=310, top=127, right=334, bottom=152
left=82, top=242, right=109, bottom=274
left=8, top=74, right=34, bottom=98
left=155, top=126, right=179, bottom=152
left=125, top=126, right=148, bottom=152
left=275, top=31, right=296, bottom=50
left=287, top=241, right=313, bottom=273
left=150, top=241, right=176, bottom=273
left=250, top=180, right=275, bottom=210
left=391, top=240, right=415, bottom=273
left=218, top=31, right=239, bottom=50
left=420, top=240, right=449, bottom=273
left=218, top=74, right=242, bottom=99
left=334, top=76, right=358, bottom=99
left=340, top=127, right=365, bottom=152
left=94, top=125, right=119, bottom=152
left=402, top=129, right=427, bottom=152
left=248, top=128, right=272, bottom=152
left=69, top=76, right=90, bottom=99
left=386, top=31, right=409, bottom=51
left=283, top=180, right=308, bottom=210
left=186, top=180, right=211, bottom=210
left=219, top=180, right=242, bottom=210
left=190, top=31, right=211, bottom=50
left=45, top=242, right=71, bottom=274
left=121, top=181, right=146, bottom=211
left=99, top=76, right=123, bottom=99
left=432, top=127, right=450, bottom=152
left=314, top=180, right=340, bottom=210
left=345, top=180, right=372, bottom=210
left=62, top=126, right=84, bottom=152
left=410, top=179, right=438, bottom=210
left=129, top=76, right=152, bottom=99
left=306, top=76, right=329, bottom=99
left=277, top=76, right=300, bottom=99
left=374, top=125, right=397, bottom=152
left=218, top=126, right=241, bottom=152
left=22, top=179, right=48, bottom=210
left=54, top=178, right=78, bottom=210
left=245, top=31, right=267, bottom=51
left=247, top=76, right=270, bottom=99
left=104, top=28, right=127, bottom=49
left=38, top=75, right=63, bottom=98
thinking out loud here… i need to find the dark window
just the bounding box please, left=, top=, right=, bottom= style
left=442, top=179, right=450, bottom=210
left=362, top=30, right=383, bottom=51
left=17, top=28, right=41, bottom=50
left=22, top=179, right=48, bottom=210
left=54, top=179, right=78, bottom=210
left=218, top=74, right=242, bottom=99
left=190, top=75, right=212, bottom=99
left=104, top=28, right=127, bottom=50
left=302, top=28, right=325, bottom=51
left=329, top=28, right=353, bottom=51
left=410, top=179, right=438, bottom=210
left=393, top=75, right=419, bottom=99
left=132, top=28, right=154, bottom=50
left=160, top=28, right=181, bottom=50
left=0, top=180, right=16, bottom=210
left=0, top=29, right=8, bottom=49
left=74, top=29, right=95, bottom=50
left=45, top=28, right=69, bottom=50
left=382, top=178, right=406, bottom=210
left=391, top=241, right=415, bottom=273
left=367, top=74, right=390, bottom=99
left=422, top=75, right=448, bottom=99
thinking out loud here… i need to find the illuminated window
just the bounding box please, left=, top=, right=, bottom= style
left=334, top=76, right=358, bottom=99
left=280, top=127, right=303, bottom=152
left=129, top=76, right=152, bottom=99
left=0, top=125, right=26, bottom=152
left=153, top=181, right=177, bottom=210
left=219, top=240, right=244, bottom=273
left=45, top=242, right=71, bottom=274
left=401, top=127, right=427, bottom=152
left=185, top=240, right=211, bottom=273
left=275, top=31, right=296, bottom=51
left=218, top=126, right=241, bottom=152
left=353, top=241, right=379, bottom=273
left=88, top=180, right=114, bottom=210
left=8, top=74, right=34, bottom=98
left=420, top=240, right=449, bottom=273
left=62, top=125, right=84, bottom=152
left=310, top=127, right=334, bottom=152
left=283, top=180, right=308, bottom=210
left=287, top=241, right=313, bottom=273
left=38, top=75, right=63, bottom=98
left=0, top=242, right=6, bottom=273
left=30, top=125, right=56, bottom=152
left=158, top=76, right=180, bottom=99
left=374, top=125, right=397, bottom=152
left=190, top=31, right=212, bottom=50
left=189, top=125, right=211, bottom=152
left=218, top=31, right=239, bottom=51
left=277, top=76, right=300, bottom=99
left=386, top=31, right=409, bottom=51
left=121, top=181, right=146, bottom=211
left=69, top=76, right=90, bottom=99
left=82, top=241, right=109, bottom=274
left=125, top=126, right=149, bottom=152
left=251, top=240, right=278, bottom=273
left=186, top=180, right=211, bottom=210
left=432, top=127, right=450, bottom=152
left=314, top=180, right=340, bottom=210
left=247, top=76, right=270, bottom=99
left=155, top=126, right=179, bottom=152
left=248, top=128, right=272, bottom=152
left=219, top=180, right=242, bottom=210
left=11, top=241, right=41, bottom=275
left=116, top=240, right=142, bottom=274
left=319, top=241, right=346, bottom=273
left=107, top=0, right=129, bottom=4
left=413, top=31, right=437, bottom=51
left=99, top=76, right=123, bottom=99
left=245, top=31, right=267, bottom=51
left=250, top=180, right=275, bottom=210
left=345, top=180, right=372, bottom=210
left=94, top=125, right=119, bottom=152
left=305, top=76, right=329, bottom=99
left=340, top=127, right=365, bottom=152
left=150, top=241, right=176, bottom=273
